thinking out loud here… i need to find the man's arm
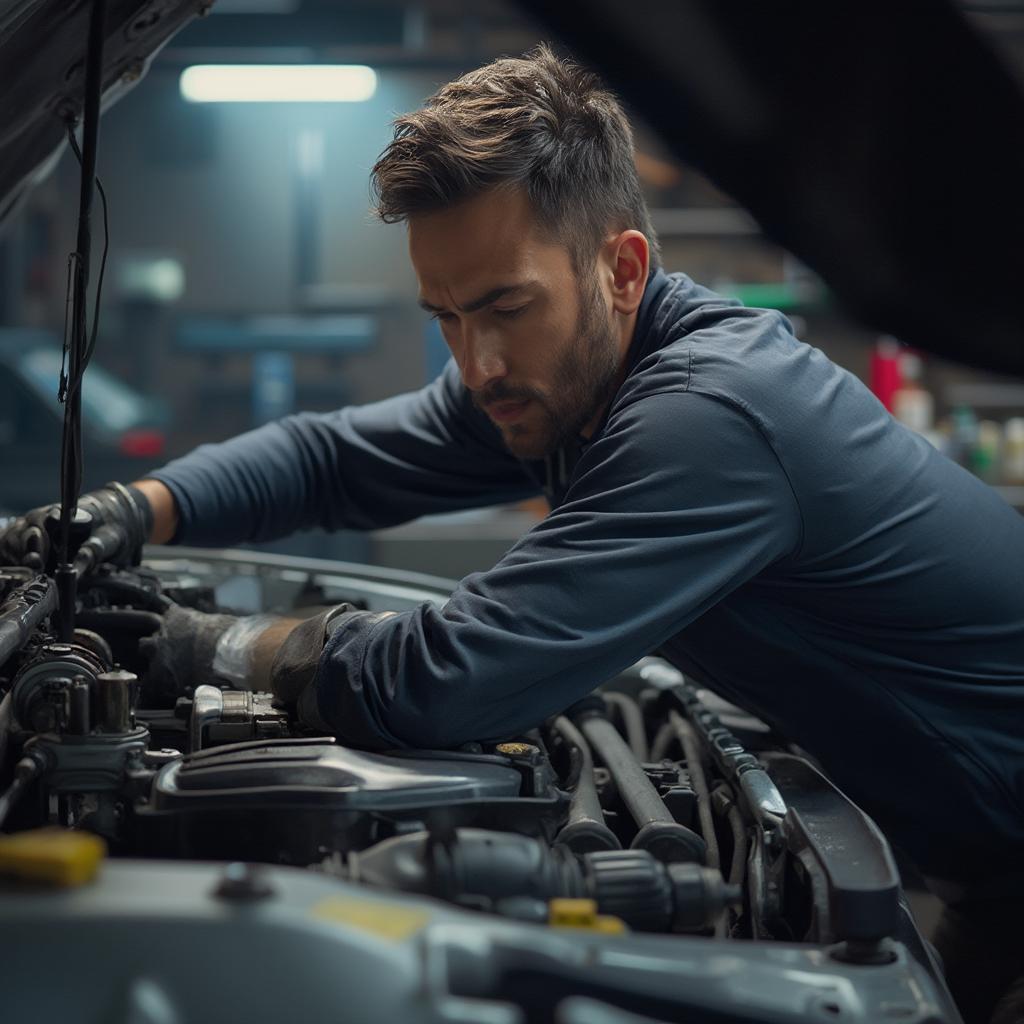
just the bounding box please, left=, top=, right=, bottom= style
left=291, top=390, right=803, bottom=749
left=132, top=478, right=178, bottom=544
left=140, top=360, right=538, bottom=547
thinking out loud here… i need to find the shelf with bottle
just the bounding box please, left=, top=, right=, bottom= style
left=870, top=338, right=1024, bottom=509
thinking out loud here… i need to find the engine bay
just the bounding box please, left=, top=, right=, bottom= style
left=0, top=549, right=961, bottom=1022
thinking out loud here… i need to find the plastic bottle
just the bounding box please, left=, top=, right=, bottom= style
left=1003, top=418, right=1024, bottom=485
left=891, top=352, right=934, bottom=436
left=972, top=421, right=1002, bottom=483
left=948, top=406, right=979, bottom=468
left=869, top=337, right=903, bottom=412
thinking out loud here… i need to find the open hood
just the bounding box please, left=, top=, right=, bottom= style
left=0, top=0, right=199, bottom=224
left=515, top=0, right=1024, bottom=377
left=1, top=0, right=1022, bottom=375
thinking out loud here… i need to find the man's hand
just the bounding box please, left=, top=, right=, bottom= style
left=138, top=601, right=376, bottom=731
left=0, top=482, right=154, bottom=572
left=140, top=603, right=300, bottom=702
left=269, top=606, right=394, bottom=734
left=139, top=604, right=310, bottom=702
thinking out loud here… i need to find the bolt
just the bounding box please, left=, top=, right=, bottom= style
left=830, top=939, right=898, bottom=966
left=121, top=60, right=146, bottom=85
left=212, top=862, right=275, bottom=903
left=132, top=12, right=160, bottom=33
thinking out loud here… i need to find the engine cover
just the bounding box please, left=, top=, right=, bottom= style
left=152, top=738, right=523, bottom=812
left=139, top=738, right=557, bottom=864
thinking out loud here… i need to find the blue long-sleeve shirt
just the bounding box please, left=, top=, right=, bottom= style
left=152, top=270, right=1024, bottom=882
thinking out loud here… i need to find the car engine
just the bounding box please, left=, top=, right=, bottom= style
left=0, top=548, right=962, bottom=1023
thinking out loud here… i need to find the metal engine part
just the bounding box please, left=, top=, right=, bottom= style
left=183, top=683, right=289, bottom=752
left=350, top=827, right=740, bottom=933
left=7, top=642, right=153, bottom=802
left=0, top=547, right=962, bottom=1021
left=139, top=737, right=567, bottom=863
left=10, top=641, right=110, bottom=733
left=152, top=740, right=526, bottom=811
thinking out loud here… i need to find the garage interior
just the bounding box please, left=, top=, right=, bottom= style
left=0, top=3, right=1022, bottom=1023
left=2, top=0, right=1022, bottom=576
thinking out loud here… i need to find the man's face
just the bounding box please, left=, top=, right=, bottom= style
left=409, top=188, right=625, bottom=460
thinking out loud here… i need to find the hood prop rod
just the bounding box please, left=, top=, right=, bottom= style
left=55, top=0, right=108, bottom=641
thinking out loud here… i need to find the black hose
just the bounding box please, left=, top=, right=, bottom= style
left=650, top=721, right=677, bottom=761
left=80, top=577, right=171, bottom=612
left=670, top=710, right=720, bottom=872
left=553, top=716, right=621, bottom=852
left=727, top=804, right=749, bottom=888
left=57, top=0, right=108, bottom=563
left=714, top=800, right=749, bottom=939
left=0, top=692, right=11, bottom=771
left=578, top=713, right=705, bottom=863
left=558, top=725, right=584, bottom=792
left=603, top=691, right=648, bottom=761
left=581, top=716, right=669, bottom=825
left=0, top=752, right=46, bottom=831
left=75, top=608, right=163, bottom=636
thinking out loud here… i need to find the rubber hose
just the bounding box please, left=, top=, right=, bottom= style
left=670, top=710, right=720, bottom=872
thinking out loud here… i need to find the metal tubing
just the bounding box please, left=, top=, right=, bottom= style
left=68, top=680, right=91, bottom=735
left=553, top=716, right=620, bottom=853
left=0, top=576, right=58, bottom=665
left=57, top=0, right=107, bottom=562
left=190, top=684, right=224, bottom=753
left=578, top=713, right=705, bottom=863
left=94, top=669, right=136, bottom=733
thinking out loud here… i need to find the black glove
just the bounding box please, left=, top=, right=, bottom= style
left=270, top=604, right=392, bottom=734
left=0, top=482, right=154, bottom=573
left=269, top=606, right=348, bottom=704
left=138, top=603, right=242, bottom=702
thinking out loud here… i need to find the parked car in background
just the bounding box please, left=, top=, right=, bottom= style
left=0, top=328, right=169, bottom=514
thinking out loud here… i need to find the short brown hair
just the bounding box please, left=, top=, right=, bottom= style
left=371, top=44, right=659, bottom=273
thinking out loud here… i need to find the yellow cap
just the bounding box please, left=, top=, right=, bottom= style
left=548, top=897, right=628, bottom=935
left=0, top=828, right=106, bottom=887
left=495, top=742, right=536, bottom=756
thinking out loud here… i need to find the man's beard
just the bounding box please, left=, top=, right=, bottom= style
left=474, top=272, right=622, bottom=460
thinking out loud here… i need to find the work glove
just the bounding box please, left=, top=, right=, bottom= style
left=139, top=603, right=251, bottom=702
left=140, top=601, right=384, bottom=730
left=0, top=482, right=153, bottom=573
left=270, top=605, right=394, bottom=734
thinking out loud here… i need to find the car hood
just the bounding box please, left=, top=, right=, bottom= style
left=0, top=0, right=199, bottom=224
left=2, top=1, right=1022, bottom=375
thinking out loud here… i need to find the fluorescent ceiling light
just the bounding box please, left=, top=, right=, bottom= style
left=180, top=65, right=376, bottom=103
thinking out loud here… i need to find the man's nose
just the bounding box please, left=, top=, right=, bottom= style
left=459, top=327, right=507, bottom=392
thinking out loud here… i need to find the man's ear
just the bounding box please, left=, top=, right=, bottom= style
left=604, top=230, right=650, bottom=316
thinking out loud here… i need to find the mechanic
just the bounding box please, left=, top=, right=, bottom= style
left=3, top=46, right=1023, bottom=1023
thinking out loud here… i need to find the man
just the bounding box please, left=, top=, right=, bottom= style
left=2, top=45, right=1023, bottom=1022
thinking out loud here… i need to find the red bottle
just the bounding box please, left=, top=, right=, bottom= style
left=869, top=336, right=903, bottom=412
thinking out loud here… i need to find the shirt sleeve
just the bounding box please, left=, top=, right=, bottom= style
left=147, top=360, right=539, bottom=546
left=309, top=390, right=804, bottom=749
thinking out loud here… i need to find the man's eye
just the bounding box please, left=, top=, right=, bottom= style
left=431, top=312, right=455, bottom=323
left=493, top=306, right=526, bottom=319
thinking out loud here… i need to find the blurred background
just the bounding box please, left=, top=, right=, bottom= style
left=1, top=0, right=1022, bottom=579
